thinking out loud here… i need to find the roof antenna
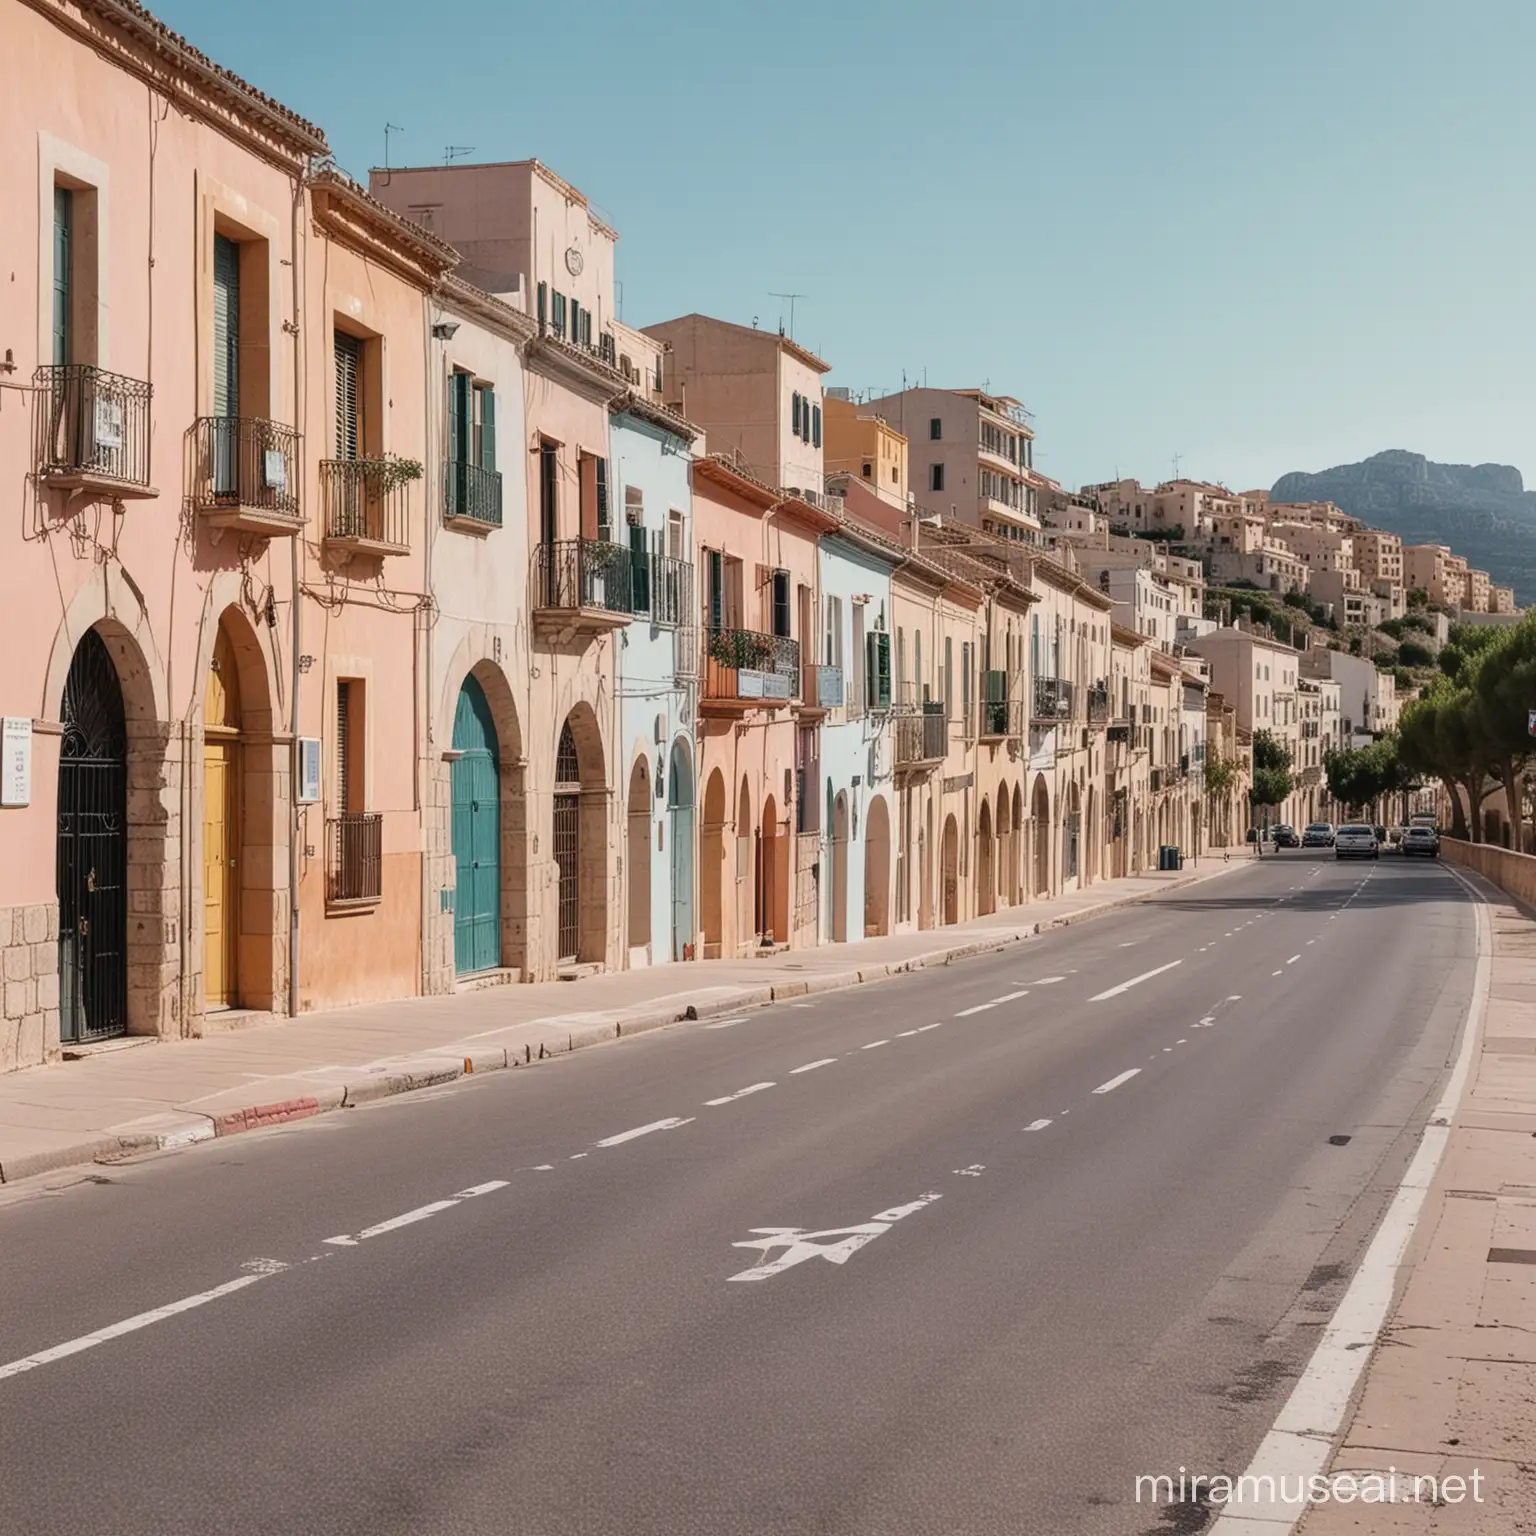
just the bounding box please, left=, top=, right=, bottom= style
left=383, top=123, right=404, bottom=170
left=1172, top=451, right=1183, bottom=480
left=769, top=292, right=805, bottom=339
left=444, top=145, right=476, bottom=164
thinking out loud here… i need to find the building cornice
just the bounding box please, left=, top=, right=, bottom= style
left=311, top=172, right=459, bottom=288
left=437, top=274, right=537, bottom=347
left=610, top=392, right=701, bottom=444
left=525, top=334, right=630, bottom=406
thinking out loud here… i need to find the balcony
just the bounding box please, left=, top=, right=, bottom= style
left=800, top=663, right=844, bottom=713
left=1106, top=719, right=1133, bottom=743
left=320, top=459, right=411, bottom=555
left=1032, top=676, right=1073, bottom=722
left=194, top=417, right=301, bottom=535
left=443, top=459, right=503, bottom=532
left=978, top=696, right=1026, bottom=741
left=1086, top=686, right=1111, bottom=726
left=532, top=538, right=633, bottom=637
left=34, top=365, right=156, bottom=498
left=327, top=813, right=383, bottom=905
left=701, top=627, right=799, bottom=712
left=634, top=552, right=695, bottom=629
left=894, top=705, right=948, bottom=770
left=1150, top=767, right=1166, bottom=792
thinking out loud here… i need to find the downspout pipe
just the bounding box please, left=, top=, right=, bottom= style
left=287, top=169, right=305, bottom=1019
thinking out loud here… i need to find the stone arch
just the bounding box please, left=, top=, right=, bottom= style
left=864, top=793, right=891, bottom=938
left=736, top=774, right=753, bottom=952
left=1084, top=783, right=1097, bottom=886
left=626, top=754, right=651, bottom=959
left=1010, top=783, right=1024, bottom=906
left=42, top=563, right=169, bottom=727
left=1063, top=779, right=1082, bottom=885
left=996, top=787, right=1013, bottom=908
left=1031, top=774, right=1051, bottom=898
left=701, top=767, right=727, bottom=960
left=757, top=792, right=788, bottom=946
left=667, top=737, right=695, bottom=962
left=976, top=795, right=995, bottom=916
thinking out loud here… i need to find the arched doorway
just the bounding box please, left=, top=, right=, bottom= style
left=996, top=790, right=1012, bottom=908
left=1010, top=784, right=1024, bottom=906
left=701, top=769, right=726, bottom=960
left=918, top=798, right=932, bottom=931
left=864, top=794, right=891, bottom=937
left=203, top=623, right=243, bottom=1008
left=942, top=813, right=959, bottom=925
left=668, top=740, right=695, bottom=961
left=831, top=790, right=850, bottom=942
left=57, top=629, right=128, bottom=1043
left=452, top=675, right=502, bottom=976
left=757, top=793, right=786, bottom=946
left=626, top=756, right=651, bottom=960
left=1084, top=784, right=1097, bottom=886
left=1031, top=776, right=1051, bottom=897
left=1063, top=781, right=1081, bottom=886
left=736, top=777, right=753, bottom=953
left=977, top=797, right=995, bottom=916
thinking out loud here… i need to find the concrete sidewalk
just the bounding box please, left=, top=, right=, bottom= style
left=0, top=853, right=1250, bottom=1186
left=1298, top=874, right=1536, bottom=1533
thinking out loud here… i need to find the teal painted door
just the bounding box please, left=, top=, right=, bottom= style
left=452, top=676, right=500, bottom=974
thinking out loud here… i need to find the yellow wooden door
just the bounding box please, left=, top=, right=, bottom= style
left=203, top=740, right=240, bottom=1008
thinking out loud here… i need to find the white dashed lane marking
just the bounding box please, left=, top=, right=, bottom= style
left=862, top=1039, right=890, bottom=1050
left=1089, top=960, right=1182, bottom=1002
left=705, top=1083, right=775, bottom=1107
left=1024, top=1119, right=1053, bottom=1132
left=790, top=1058, right=837, bottom=1075
left=1092, top=1068, right=1142, bottom=1095
left=594, top=1117, right=694, bottom=1147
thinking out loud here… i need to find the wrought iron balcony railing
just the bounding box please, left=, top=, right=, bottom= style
left=894, top=704, right=948, bottom=767
left=327, top=813, right=383, bottom=904
left=35, top=364, right=153, bottom=492
left=320, top=459, right=411, bottom=553
left=1086, top=686, right=1111, bottom=725
left=532, top=537, right=633, bottom=619
left=979, top=696, right=1026, bottom=740
left=1032, top=676, right=1073, bottom=722
left=443, top=458, right=503, bottom=529
left=702, top=627, right=799, bottom=705
left=635, top=553, right=694, bottom=628
left=194, top=417, right=301, bottom=531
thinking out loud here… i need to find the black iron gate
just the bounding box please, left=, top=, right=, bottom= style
left=57, top=629, right=128, bottom=1044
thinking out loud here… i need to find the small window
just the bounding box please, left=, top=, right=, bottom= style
left=862, top=462, right=872, bottom=478
left=929, top=417, right=942, bottom=441
left=551, top=291, right=567, bottom=339
left=930, top=463, right=944, bottom=493
left=625, top=483, right=644, bottom=528
left=771, top=569, right=791, bottom=638
left=792, top=391, right=802, bottom=436
left=811, top=404, right=821, bottom=448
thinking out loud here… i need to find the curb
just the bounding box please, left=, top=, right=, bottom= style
left=0, top=858, right=1241, bottom=1187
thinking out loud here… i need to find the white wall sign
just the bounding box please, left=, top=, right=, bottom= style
left=297, top=737, right=322, bottom=803
left=1, top=717, right=32, bottom=807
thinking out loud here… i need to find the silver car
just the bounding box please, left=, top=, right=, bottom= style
left=1402, top=826, right=1440, bottom=858
left=1335, top=823, right=1379, bottom=860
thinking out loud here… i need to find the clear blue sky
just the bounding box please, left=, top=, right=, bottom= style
left=160, top=0, right=1535, bottom=493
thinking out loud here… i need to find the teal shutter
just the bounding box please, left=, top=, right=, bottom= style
left=707, top=550, right=724, bottom=630
left=537, top=282, right=548, bottom=333
left=479, top=386, right=496, bottom=473
left=876, top=631, right=892, bottom=707
left=53, top=186, right=73, bottom=367
left=213, top=234, right=241, bottom=418
left=596, top=457, right=609, bottom=538
left=629, top=523, right=651, bottom=615
left=792, top=392, right=801, bottom=437
left=812, top=404, right=822, bottom=448
left=447, top=372, right=470, bottom=517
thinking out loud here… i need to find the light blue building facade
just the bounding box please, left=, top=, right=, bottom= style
left=815, top=529, right=899, bottom=944
left=610, top=403, right=698, bottom=967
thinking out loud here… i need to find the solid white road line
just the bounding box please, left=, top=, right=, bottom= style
left=704, top=1083, right=775, bottom=1106
left=1089, top=959, right=1182, bottom=1001
left=861, top=1039, right=890, bottom=1049
left=0, top=1274, right=268, bottom=1383
left=1024, top=1118, right=1053, bottom=1131
left=896, top=1028, right=920, bottom=1037
left=1208, top=878, right=1491, bottom=1534
left=595, top=1117, right=694, bottom=1147
left=954, top=1003, right=995, bottom=1017
left=1092, top=1068, right=1142, bottom=1095
left=916, top=1022, right=943, bottom=1032
left=790, top=1058, right=837, bottom=1074
left=1272, top=970, right=1283, bottom=976
left=1029, top=976, right=1066, bottom=985
left=991, top=990, right=1031, bottom=1004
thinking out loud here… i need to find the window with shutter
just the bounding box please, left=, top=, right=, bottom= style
left=336, top=680, right=353, bottom=810
left=213, top=234, right=241, bottom=418
left=570, top=299, right=580, bottom=346
left=771, top=569, right=791, bottom=638
left=537, top=282, right=548, bottom=333
left=629, top=523, right=651, bottom=615
left=596, top=457, right=609, bottom=539
left=791, top=392, right=802, bottom=437
left=812, top=404, right=821, bottom=448
left=334, top=331, right=363, bottom=459
left=875, top=631, right=892, bottom=708
left=707, top=550, right=724, bottom=630
left=53, top=186, right=73, bottom=368
left=476, top=385, right=496, bottom=472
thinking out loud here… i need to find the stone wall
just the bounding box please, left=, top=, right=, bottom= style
left=1442, top=838, right=1536, bottom=909
left=0, top=902, right=60, bottom=1073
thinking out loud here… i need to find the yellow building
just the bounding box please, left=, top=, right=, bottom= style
left=822, top=392, right=908, bottom=509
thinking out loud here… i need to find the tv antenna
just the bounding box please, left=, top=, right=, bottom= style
left=769, top=292, right=805, bottom=338
left=1171, top=451, right=1183, bottom=479
left=382, top=123, right=405, bottom=169
left=444, top=145, right=476, bottom=164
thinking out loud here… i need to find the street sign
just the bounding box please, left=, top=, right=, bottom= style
left=1, top=717, right=32, bottom=807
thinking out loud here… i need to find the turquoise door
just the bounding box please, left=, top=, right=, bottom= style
left=452, top=676, right=500, bottom=974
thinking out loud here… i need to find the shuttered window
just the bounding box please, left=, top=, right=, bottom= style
left=791, top=392, right=802, bottom=437
left=811, top=404, right=821, bottom=449
left=869, top=632, right=892, bottom=708
left=449, top=370, right=471, bottom=466
left=595, top=456, right=609, bottom=539
left=334, top=330, right=363, bottom=459
left=771, top=569, right=791, bottom=638
left=53, top=186, right=73, bottom=368
left=476, top=385, right=496, bottom=472
left=213, top=234, right=241, bottom=418
left=707, top=549, right=724, bottom=630
left=336, top=680, right=353, bottom=811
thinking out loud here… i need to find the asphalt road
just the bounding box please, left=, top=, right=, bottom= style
left=0, top=852, right=1479, bottom=1536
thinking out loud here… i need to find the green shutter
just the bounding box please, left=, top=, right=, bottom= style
left=449, top=372, right=470, bottom=464
left=876, top=632, right=892, bottom=707
left=792, top=392, right=801, bottom=437
left=537, top=282, right=548, bottom=332
left=629, top=523, right=651, bottom=614
left=479, top=386, right=496, bottom=473
left=596, top=456, right=609, bottom=538
left=707, top=550, right=724, bottom=630
left=52, top=186, right=73, bottom=368
left=334, top=331, right=362, bottom=459
left=213, top=234, right=241, bottom=418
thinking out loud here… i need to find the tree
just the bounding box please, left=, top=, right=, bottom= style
left=1250, top=729, right=1293, bottom=815
left=1467, top=616, right=1536, bottom=847
left=1397, top=640, right=1434, bottom=668
left=1399, top=681, right=1494, bottom=842
left=1324, top=735, right=1414, bottom=819
left=1203, top=755, right=1238, bottom=798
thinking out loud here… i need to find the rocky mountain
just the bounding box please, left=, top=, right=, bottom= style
left=1271, top=450, right=1536, bottom=606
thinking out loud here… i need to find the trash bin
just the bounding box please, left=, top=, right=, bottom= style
left=1158, top=844, right=1183, bottom=871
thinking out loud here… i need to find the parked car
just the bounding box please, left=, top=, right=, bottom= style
left=1272, top=825, right=1300, bottom=848
left=1302, top=823, right=1335, bottom=847
left=1335, top=823, right=1379, bottom=860
left=1387, top=826, right=1406, bottom=848
left=1402, top=826, right=1440, bottom=858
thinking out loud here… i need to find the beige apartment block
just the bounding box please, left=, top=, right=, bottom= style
left=1463, top=566, right=1492, bottom=613
left=860, top=386, right=1042, bottom=539
left=1263, top=499, right=1362, bottom=535
left=1203, top=693, right=1249, bottom=848
left=1402, top=543, right=1472, bottom=609
left=822, top=393, right=908, bottom=509
left=1491, top=584, right=1518, bottom=613
left=643, top=314, right=830, bottom=505
left=1353, top=528, right=1403, bottom=587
